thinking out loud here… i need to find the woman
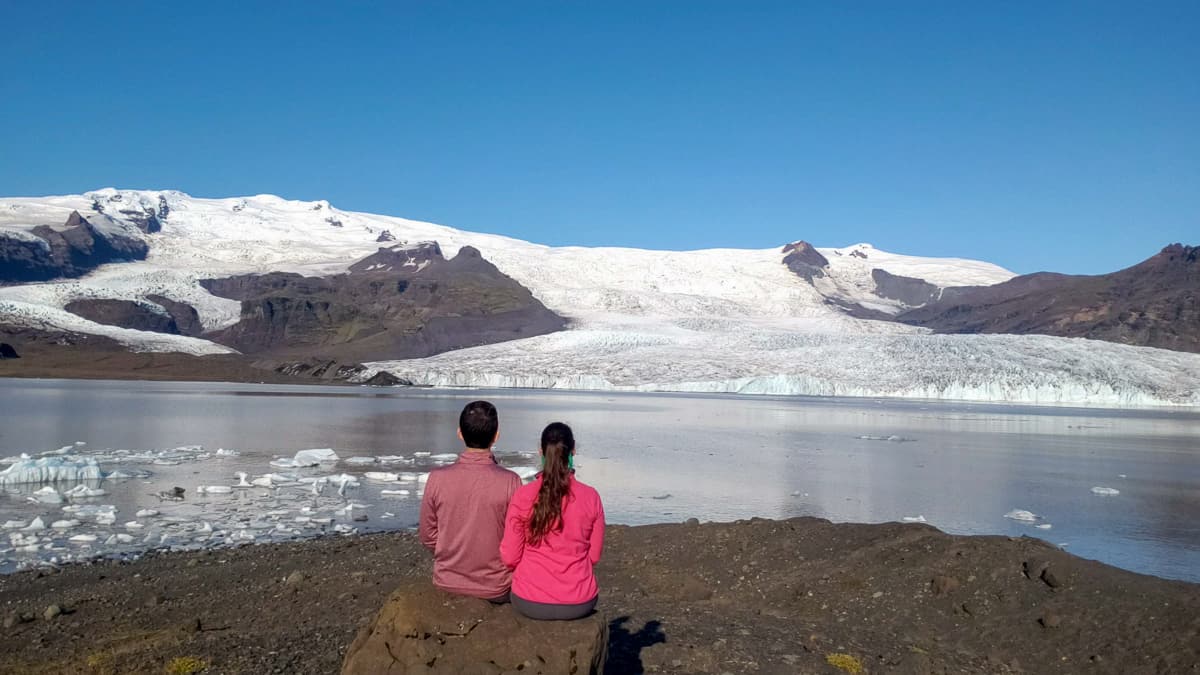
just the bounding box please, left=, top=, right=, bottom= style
left=500, top=422, right=605, bottom=620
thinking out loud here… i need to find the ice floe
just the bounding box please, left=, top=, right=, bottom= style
left=900, top=515, right=927, bottom=523
left=1003, top=509, right=1039, bottom=522
left=269, top=448, right=339, bottom=469
left=344, top=456, right=378, bottom=466
left=0, top=456, right=103, bottom=486
left=1091, top=486, right=1120, bottom=496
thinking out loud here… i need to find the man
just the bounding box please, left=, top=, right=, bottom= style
left=419, top=400, right=522, bottom=601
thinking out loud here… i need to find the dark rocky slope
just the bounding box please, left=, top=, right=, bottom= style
left=900, top=244, right=1200, bottom=353
left=63, top=299, right=181, bottom=335
left=0, top=518, right=1195, bottom=674
left=200, top=243, right=565, bottom=362
left=0, top=211, right=148, bottom=283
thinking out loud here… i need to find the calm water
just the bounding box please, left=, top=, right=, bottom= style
left=1, top=378, right=1198, bottom=582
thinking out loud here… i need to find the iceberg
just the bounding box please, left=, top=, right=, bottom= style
left=271, top=448, right=339, bottom=469
left=65, top=485, right=107, bottom=498
left=0, top=456, right=103, bottom=486
left=1003, top=509, right=1039, bottom=522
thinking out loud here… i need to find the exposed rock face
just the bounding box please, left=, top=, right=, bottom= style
left=145, top=295, right=204, bottom=336
left=201, top=244, right=566, bottom=362
left=269, top=358, right=368, bottom=381
left=63, top=299, right=178, bottom=334
left=899, top=244, right=1200, bottom=352
left=362, top=370, right=410, bottom=386
left=781, top=240, right=829, bottom=281
left=871, top=268, right=940, bottom=306
left=0, top=343, right=18, bottom=359
left=341, top=581, right=607, bottom=675
left=0, top=211, right=149, bottom=283
left=375, top=230, right=396, bottom=243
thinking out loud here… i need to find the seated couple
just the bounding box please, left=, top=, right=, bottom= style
left=418, top=400, right=605, bottom=620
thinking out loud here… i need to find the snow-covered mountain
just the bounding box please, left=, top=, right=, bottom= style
left=2, top=188, right=1198, bottom=407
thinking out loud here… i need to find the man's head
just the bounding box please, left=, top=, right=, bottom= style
left=458, top=400, right=499, bottom=450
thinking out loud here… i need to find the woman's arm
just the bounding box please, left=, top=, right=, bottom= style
left=588, top=498, right=605, bottom=565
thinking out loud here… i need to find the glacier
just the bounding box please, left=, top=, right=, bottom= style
left=1, top=188, right=1197, bottom=407
left=0, top=456, right=104, bottom=486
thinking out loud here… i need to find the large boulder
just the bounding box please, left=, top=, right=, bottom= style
left=0, top=343, right=18, bottom=359
left=342, top=582, right=607, bottom=675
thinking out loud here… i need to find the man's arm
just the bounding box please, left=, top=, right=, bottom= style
left=418, top=476, right=438, bottom=551
left=499, top=494, right=526, bottom=569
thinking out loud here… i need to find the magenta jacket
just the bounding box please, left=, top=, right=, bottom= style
left=500, top=474, right=605, bottom=605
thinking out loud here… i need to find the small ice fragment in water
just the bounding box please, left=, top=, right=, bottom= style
left=1036, top=523, right=1053, bottom=530
left=1091, top=486, right=1120, bottom=496
left=270, top=448, right=339, bottom=469
left=364, top=472, right=400, bottom=482
left=31, top=486, right=64, bottom=504
left=234, top=472, right=253, bottom=488
left=344, top=457, right=377, bottom=466
left=1117, top=474, right=1127, bottom=479
left=116, top=533, right=134, bottom=543
left=135, top=509, right=159, bottom=518
left=197, top=485, right=233, bottom=495
left=215, top=448, right=240, bottom=457
left=856, top=435, right=913, bottom=442
left=51, top=519, right=81, bottom=529
left=901, top=515, right=927, bottom=523
left=413, top=451, right=431, bottom=457
left=512, top=467, right=539, bottom=481
left=65, top=485, right=106, bottom=498
left=3, top=520, right=28, bottom=530
left=124, top=521, right=144, bottom=529
left=69, top=534, right=97, bottom=543
left=156, top=487, right=185, bottom=501
left=381, top=489, right=411, bottom=496
left=22, top=517, right=46, bottom=532
left=1004, top=509, right=1038, bottom=522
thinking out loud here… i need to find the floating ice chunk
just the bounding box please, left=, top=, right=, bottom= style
left=65, top=485, right=107, bottom=498
left=1091, top=486, right=1120, bottom=496
left=22, top=517, right=46, bottom=532
left=333, top=524, right=356, bottom=535
left=69, top=534, right=98, bottom=543
left=344, top=457, right=377, bottom=466
left=51, top=519, right=81, bottom=529
left=3, top=520, right=28, bottom=530
left=234, top=472, right=253, bottom=488
left=413, top=452, right=431, bottom=457
left=1036, top=523, right=1053, bottom=530
left=135, top=509, right=159, bottom=518
left=116, top=533, right=134, bottom=543
left=270, top=448, right=339, bottom=469
left=857, top=435, right=914, bottom=442
left=381, top=489, right=411, bottom=496
left=901, top=515, right=927, bottom=523
left=429, top=453, right=459, bottom=462
left=1004, top=509, right=1038, bottom=522
left=377, top=455, right=412, bottom=464
left=1118, top=474, right=1127, bottom=479
left=31, top=486, right=64, bottom=504
left=197, top=485, right=233, bottom=495
left=124, top=521, right=144, bottom=529
left=107, top=469, right=152, bottom=479
left=511, top=466, right=540, bottom=481
left=364, top=472, right=400, bottom=482
left=215, top=448, right=240, bottom=457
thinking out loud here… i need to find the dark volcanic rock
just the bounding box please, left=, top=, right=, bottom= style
left=201, top=244, right=566, bottom=362
left=0, top=211, right=148, bottom=283
left=899, top=244, right=1200, bottom=352
left=341, top=581, right=607, bottom=675
left=0, top=343, right=18, bottom=359
left=116, top=207, right=162, bottom=233
left=271, top=358, right=368, bottom=381
left=145, top=295, right=204, bottom=336
left=872, top=268, right=940, bottom=306
left=362, top=371, right=410, bottom=386
left=781, top=240, right=829, bottom=282
left=64, top=299, right=179, bottom=334
left=375, top=230, right=395, bottom=243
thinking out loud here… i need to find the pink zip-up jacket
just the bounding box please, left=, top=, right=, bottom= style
left=419, top=451, right=522, bottom=599
left=500, top=474, right=605, bottom=605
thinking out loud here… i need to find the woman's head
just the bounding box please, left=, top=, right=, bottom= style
left=528, top=422, right=575, bottom=546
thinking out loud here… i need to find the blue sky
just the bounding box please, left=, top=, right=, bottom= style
left=1, top=1, right=1196, bottom=274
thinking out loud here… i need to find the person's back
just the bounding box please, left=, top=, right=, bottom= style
left=501, top=422, right=605, bottom=620
left=419, top=400, right=521, bottom=600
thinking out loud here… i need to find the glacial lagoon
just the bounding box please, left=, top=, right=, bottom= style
left=1, top=378, right=1197, bottom=581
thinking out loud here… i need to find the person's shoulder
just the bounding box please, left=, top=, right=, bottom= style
left=511, top=479, right=539, bottom=501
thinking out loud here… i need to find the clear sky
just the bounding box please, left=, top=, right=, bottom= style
left=1, top=1, right=1196, bottom=274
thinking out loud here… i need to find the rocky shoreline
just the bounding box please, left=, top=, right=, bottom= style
left=0, top=517, right=1196, bottom=674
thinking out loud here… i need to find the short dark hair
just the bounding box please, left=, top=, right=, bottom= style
left=459, top=400, right=499, bottom=449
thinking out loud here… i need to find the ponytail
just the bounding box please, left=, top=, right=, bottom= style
left=528, top=422, right=574, bottom=546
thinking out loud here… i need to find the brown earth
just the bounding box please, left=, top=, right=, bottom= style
left=0, top=517, right=1196, bottom=674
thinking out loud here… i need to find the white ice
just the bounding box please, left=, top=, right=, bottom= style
left=270, top=448, right=340, bottom=469
left=900, top=515, right=927, bottom=523
left=0, top=456, right=103, bottom=486
left=1003, top=509, right=1039, bottom=522
left=1091, top=486, right=1121, bottom=496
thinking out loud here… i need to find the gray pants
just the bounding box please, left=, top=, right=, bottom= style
left=511, top=592, right=597, bottom=620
